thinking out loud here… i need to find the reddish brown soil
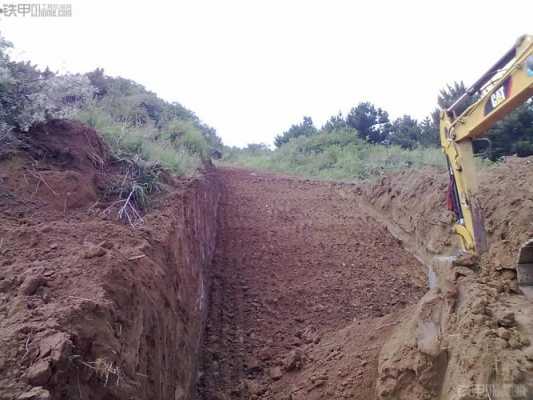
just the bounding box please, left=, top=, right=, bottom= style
left=0, top=120, right=220, bottom=400
left=5, top=120, right=533, bottom=400
left=197, top=168, right=427, bottom=400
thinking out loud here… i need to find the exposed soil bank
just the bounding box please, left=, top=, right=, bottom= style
left=0, top=120, right=221, bottom=400
left=196, top=168, right=427, bottom=400
left=364, top=159, right=533, bottom=400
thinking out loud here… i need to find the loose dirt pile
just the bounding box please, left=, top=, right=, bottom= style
left=0, top=120, right=221, bottom=400
left=363, top=158, right=533, bottom=399
left=197, top=168, right=427, bottom=400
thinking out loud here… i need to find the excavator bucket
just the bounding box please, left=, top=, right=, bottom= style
left=517, top=239, right=533, bottom=298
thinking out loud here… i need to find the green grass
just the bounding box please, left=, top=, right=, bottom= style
left=75, top=105, right=206, bottom=176
left=223, top=130, right=446, bottom=181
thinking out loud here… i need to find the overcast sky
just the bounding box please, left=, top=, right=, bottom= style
left=1, top=0, right=532, bottom=146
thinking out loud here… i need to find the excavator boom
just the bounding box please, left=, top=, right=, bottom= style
left=445, top=35, right=533, bottom=142
left=440, top=34, right=533, bottom=253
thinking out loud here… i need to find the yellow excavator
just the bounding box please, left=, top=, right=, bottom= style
left=440, top=34, right=533, bottom=291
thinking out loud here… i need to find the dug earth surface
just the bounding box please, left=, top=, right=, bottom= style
left=196, top=168, right=427, bottom=400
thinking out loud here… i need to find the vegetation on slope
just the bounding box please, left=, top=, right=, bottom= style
left=0, top=33, right=222, bottom=176
left=75, top=68, right=220, bottom=175
left=223, top=129, right=445, bottom=181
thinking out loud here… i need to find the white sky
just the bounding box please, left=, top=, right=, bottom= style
left=1, top=0, right=532, bottom=147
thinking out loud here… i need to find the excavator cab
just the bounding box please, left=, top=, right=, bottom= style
left=440, top=34, right=533, bottom=295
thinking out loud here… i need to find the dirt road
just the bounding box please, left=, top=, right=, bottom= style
left=197, top=168, right=427, bottom=400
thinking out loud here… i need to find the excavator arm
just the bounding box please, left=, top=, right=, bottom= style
left=440, top=34, right=533, bottom=255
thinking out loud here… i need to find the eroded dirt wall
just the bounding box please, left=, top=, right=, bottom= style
left=0, top=120, right=221, bottom=400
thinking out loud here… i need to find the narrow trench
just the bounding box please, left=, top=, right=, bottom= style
left=196, top=169, right=427, bottom=400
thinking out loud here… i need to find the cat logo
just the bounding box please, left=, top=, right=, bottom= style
left=484, top=77, right=512, bottom=116
left=490, top=86, right=506, bottom=109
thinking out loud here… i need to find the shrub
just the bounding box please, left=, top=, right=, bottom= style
left=74, top=103, right=200, bottom=174
left=0, top=35, right=95, bottom=133
left=179, top=128, right=209, bottom=160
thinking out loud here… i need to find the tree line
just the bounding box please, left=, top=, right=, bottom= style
left=274, top=82, right=533, bottom=160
